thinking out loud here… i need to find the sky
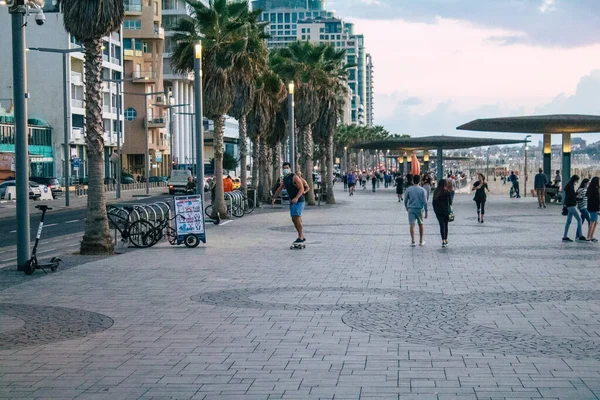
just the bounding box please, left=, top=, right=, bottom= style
left=329, top=0, right=600, bottom=144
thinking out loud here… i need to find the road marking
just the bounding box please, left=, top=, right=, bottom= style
left=219, top=220, right=233, bottom=226
left=65, top=220, right=79, bottom=224
left=44, top=223, right=58, bottom=228
left=9, top=230, right=16, bottom=233
left=2, top=248, right=58, bottom=263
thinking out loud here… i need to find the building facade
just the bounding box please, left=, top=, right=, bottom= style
left=365, top=53, right=374, bottom=127
left=0, top=5, right=124, bottom=183
left=252, top=0, right=373, bottom=126
left=121, top=0, right=171, bottom=178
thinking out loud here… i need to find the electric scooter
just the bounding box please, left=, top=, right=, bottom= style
left=24, top=205, right=61, bottom=275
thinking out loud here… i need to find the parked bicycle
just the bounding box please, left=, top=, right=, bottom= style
left=107, top=206, right=156, bottom=248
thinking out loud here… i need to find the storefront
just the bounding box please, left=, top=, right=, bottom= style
left=0, top=119, right=54, bottom=179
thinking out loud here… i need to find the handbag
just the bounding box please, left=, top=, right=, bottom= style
left=562, top=206, right=568, bottom=216
left=449, top=207, right=455, bottom=222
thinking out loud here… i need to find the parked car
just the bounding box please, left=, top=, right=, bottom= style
left=148, top=176, right=168, bottom=183
left=0, top=180, right=41, bottom=200
left=30, top=177, right=63, bottom=198
left=121, top=176, right=135, bottom=184
left=232, top=177, right=241, bottom=190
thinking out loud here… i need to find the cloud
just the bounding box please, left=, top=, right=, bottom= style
left=402, top=97, right=423, bottom=106
left=376, top=69, right=600, bottom=140
left=330, top=0, right=600, bottom=47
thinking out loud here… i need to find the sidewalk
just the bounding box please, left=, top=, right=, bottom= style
left=0, top=186, right=169, bottom=219
left=0, top=186, right=599, bottom=399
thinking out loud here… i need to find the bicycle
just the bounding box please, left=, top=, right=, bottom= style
left=205, top=200, right=244, bottom=218
left=146, top=214, right=200, bottom=248
left=241, top=194, right=255, bottom=214
left=107, top=206, right=157, bottom=248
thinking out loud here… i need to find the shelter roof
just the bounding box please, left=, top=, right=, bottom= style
left=457, top=114, right=600, bottom=134
left=352, top=135, right=527, bottom=151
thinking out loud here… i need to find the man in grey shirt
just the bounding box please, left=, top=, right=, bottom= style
left=534, top=168, right=549, bottom=209
left=404, top=174, right=428, bottom=247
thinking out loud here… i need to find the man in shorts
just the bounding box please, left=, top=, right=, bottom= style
left=272, top=162, right=306, bottom=244
left=534, top=168, right=549, bottom=208
left=404, top=174, right=428, bottom=247
left=347, top=171, right=356, bottom=196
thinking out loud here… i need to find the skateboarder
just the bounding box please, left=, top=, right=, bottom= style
left=272, top=162, right=306, bottom=244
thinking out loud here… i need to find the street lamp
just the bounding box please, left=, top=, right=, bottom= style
left=524, top=134, right=532, bottom=197
left=194, top=41, right=204, bottom=196
left=159, top=97, right=189, bottom=176
left=27, top=46, right=83, bottom=207
left=288, top=82, right=295, bottom=171
left=175, top=112, right=196, bottom=173
left=123, top=90, right=167, bottom=195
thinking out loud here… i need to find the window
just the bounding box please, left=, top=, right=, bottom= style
left=124, top=0, right=141, bottom=12
left=135, top=39, right=143, bottom=51
left=284, top=13, right=290, bottom=23
left=292, top=13, right=297, bottom=23
left=123, top=38, right=133, bottom=50
left=123, top=19, right=142, bottom=30
left=301, top=28, right=305, bottom=33
left=301, top=35, right=305, bottom=40
left=299, top=12, right=304, bottom=19
left=143, top=41, right=150, bottom=53
left=270, top=13, right=276, bottom=22
left=320, top=28, right=324, bottom=33
left=153, top=1, right=158, bottom=15
left=124, top=107, right=137, bottom=121
left=277, top=13, right=283, bottom=23
left=284, top=24, right=290, bottom=29
left=285, top=31, right=290, bottom=35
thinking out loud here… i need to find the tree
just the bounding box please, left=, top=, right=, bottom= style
left=210, top=152, right=239, bottom=172
left=228, top=9, right=269, bottom=196
left=271, top=42, right=345, bottom=205
left=59, top=0, right=123, bottom=255
left=171, top=0, right=249, bottom=219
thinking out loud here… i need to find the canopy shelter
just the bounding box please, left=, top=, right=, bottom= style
left=352, top=135, right=527, bottom=180
left=457, top=114, right=600, bottom=183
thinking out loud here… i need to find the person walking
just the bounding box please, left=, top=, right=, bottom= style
left=432, top=178, right=452, bottom=248
left=534, top=168, right=549, bottom=208
left=562, top=174, right=586, bottom=242
left=347, top=171, right=356, bottom=196
left=395, top=174, right=404, bottom=201
left=471, top=173, right=490, bottom=223
left=586, top=177, right=599, bottom=242
left=509, top=171, right=521, bottom=198
left=554, top=170, right=562, bottom=188
left=422, top=174, right=432, bottom=202
left=343, top=172, right=348, bottom=191
left=576, top=178, right=591, bottom=229
left=404, top=174, right=428, bottom=247
left=272, top=162, right=307, bottom=244
left=371, top=173, right=377, bottom=192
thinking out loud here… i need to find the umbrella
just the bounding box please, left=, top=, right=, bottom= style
left=410, top=153, right=420, bottom=176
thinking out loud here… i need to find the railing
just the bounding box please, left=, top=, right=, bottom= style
left=72, top=127, right=84, bottom=140
left=71, top=72, right=83, bottom=86
left=102, top=54, right=110, bottom=63
left=131, top=71, right=156, bottom=80
left=71, top=99, right=84, bottom=108
left=124, top=3, right=142, bottom=12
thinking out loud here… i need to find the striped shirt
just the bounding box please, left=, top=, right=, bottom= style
left=576, top=188, right=588, bottom=210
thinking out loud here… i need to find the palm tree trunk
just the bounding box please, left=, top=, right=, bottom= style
left=238, top=114, right=248, bottom=196
left=295, top=127, right=302, bottom=174
left=212, top=115, right=228, bottom=219
left=258, top=139, right=270, bottom=203
left=251, top=136, right=260, bottom=205
left=272, top=141, right=282, bottom=186
left=299, top=125, right=315, bottom=205
left=80, top=38, right=113, bottom=255
left=326, top=133, right=336, bottom=204
left=320, top=151, right=326, bottom=200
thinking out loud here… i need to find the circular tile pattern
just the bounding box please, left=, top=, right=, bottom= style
left=0, top=303, right=114, bottom=350
left=192, top=288, right=600, bottom=359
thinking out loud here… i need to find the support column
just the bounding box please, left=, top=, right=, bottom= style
left=423, top=151, right=430, bottom=173
left=172, top=82, right=179, bottom=165
left=543, top=133, right=551, bottom=182
left=399, top=157, right=404, bottom=176
left=562, top=133, right=571, bottom=186
left=406, top=153, right=412, bottom=176
left=436, top=146, right=444, bottom=181
left=402, top=153, right=407, bottom=175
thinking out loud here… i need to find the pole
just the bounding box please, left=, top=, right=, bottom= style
left=524, top=142, right=528, bottom=198
left=194, top=42, right=204, bottom=195
left=169, top=106, right=174, bottom=174
left=145, top=95, right=150, bottom=194
left=62, top=53, right=71, bottom=207
left=288, top=83, right=295, bottom=171
left=116, top=81, right=121, bottom=198
left=486, top=148, right=490, bottom=181
left=12, top=11, right=30, bottom=271
left=436, top=146, right=443, bottom=181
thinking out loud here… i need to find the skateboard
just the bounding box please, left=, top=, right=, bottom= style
left=290, top=242, right=306, bottom=250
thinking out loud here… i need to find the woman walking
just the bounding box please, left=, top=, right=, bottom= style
left=395, top=174, right=404, bottom=202
left=422, top=174, right=432, bottom=202
left=576, top=178, right=590, bottom=228
left=472, top=173, right=490, bottom=223
left=432, top=178, right=452, bottom=248
left=562, top=174, right=586, bottom=242
left=586, top=177, right=599, bottom=242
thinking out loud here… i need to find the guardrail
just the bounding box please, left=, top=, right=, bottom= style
left=72, top=182, right=168, bottom=196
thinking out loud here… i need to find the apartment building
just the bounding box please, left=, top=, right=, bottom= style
left=121, top=0, right=170, bottom=178
left=0, top=4, right=124, bottom=183
left=366, top=53, right=374, bottom=127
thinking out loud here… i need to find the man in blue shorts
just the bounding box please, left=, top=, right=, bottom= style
left=272, top=162, right=306, bottom=244
left=404, top=174, right=428, bottom=247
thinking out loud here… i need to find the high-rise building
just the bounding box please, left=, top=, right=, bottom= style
left=253, top=0, right=373, bottom=126
left=122, top=0, right=170, bottom=177
left=366, top=53, right=374, bottom=127
left=0, top=4, right=124, bottom=182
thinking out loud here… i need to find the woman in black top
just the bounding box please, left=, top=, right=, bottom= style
left=432, top=178, right=452, bottom=248
left=562, top=174, right=585, bottom=242
left=586, top=177, right=600, bottom=242
left=471, top=173, right=490, bottom=223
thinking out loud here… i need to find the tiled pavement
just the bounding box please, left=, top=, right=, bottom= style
left=1, top=184, right=599, bottom=400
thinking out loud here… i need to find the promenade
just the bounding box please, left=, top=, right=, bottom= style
left=1, top=184, right=599, bottom=400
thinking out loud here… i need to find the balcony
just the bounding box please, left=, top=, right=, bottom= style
left=71, top=99, right=84, bottom=109
left=131, top=70, right=156, bottom=83
left=145, top=117, right=167, bottom=128
left=71, top=71, right=83, bottom=86
left=153, top=27, right=165, bottom=39
left=72, top=127, right=84, bottom=141
left=154, top=95, right=167, bottom=107
left=124, top=3, right=142, bottom=14
left=124, top=49, right=143, bottom=57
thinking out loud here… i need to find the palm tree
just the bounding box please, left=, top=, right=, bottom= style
left=171, top=0, right=249, bottom=218
left=59, top=0, right=123, bottom=255
left=229, top=9, right=269, bottom=196
left=271, top=41, right=344, bottom=205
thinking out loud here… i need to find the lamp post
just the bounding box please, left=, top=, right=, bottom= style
left=27, top=46, right=83, bottom=207
left=343, top=146, right=347, bottom=172
left=175, top=112, right=196, bottom=175
left=486, top=147, right=490, bottom=181
left=160, top=99, right=189, bottom=175
left=123, top=90, right=167, bottom=195
left=524, top=135, right=531, bottom=197
left=288, top=82, right=295, bottom=171
left=194, top=42, right=204, bottom=196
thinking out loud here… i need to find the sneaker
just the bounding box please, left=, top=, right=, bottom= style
left=442, top=243, right=446, bottom=248
left=294, top=238, right=303, bottom=244
left=591, top=238, right=598, bottom=243
left=578, top=236, right=588, bottom=242
left=543, top=205, right=547, bottom=208
left=480, top=220, right=484, bottom=224
left=419, top=241, right=425, bottom=246
left=562, top=237, right=573, bottom=242
left=410, top=242, right=416, bottom=247
left=477, top=217, right=480, bottom=223
left=300, top=238, right=306, bottom=243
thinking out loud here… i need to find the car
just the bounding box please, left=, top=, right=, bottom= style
left=121, top=176, right=135, bottom=184
left=0, top=180, right=41, bottom=200
left=232, top=177, right=241, bottom=190
left=30, top=177, right=63, bottom=198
